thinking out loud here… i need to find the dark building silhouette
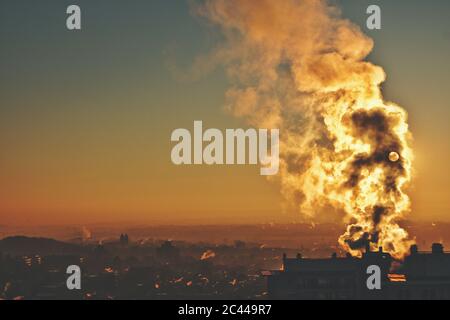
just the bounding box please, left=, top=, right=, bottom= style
left=119, top=234, right=129, bottom=246
left=267, top=243, right=450, bottom=300
left=267, top=245, right=391, bottom=300
left=395, top=243, right=450, bottom=299
left=156, top=241, right=180, bottom=261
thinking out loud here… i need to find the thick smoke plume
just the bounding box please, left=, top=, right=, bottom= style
left=196, top=0, right=414, bottom=258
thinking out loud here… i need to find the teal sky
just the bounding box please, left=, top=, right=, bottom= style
left=0, top=0, right=449, bottom=225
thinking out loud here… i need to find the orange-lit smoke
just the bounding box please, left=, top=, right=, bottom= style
left=81, top=226, right=92, bottom=242
left=200, top=249, right=216, bottom=260
left=197, top=0, right=414, bottom=259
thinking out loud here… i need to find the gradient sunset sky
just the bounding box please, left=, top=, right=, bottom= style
left=0, top=0, right=449, bottom=226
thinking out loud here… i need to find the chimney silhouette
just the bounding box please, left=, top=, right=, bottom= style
left=432, top=243, right=444, bottom=254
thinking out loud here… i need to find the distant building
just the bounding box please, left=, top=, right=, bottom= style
left=267, top=243, right=450, bottom=300
left=119, top=234, right=129, bottom=246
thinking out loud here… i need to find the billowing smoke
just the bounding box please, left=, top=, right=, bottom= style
left=200, top=249, right=216, bottom=260
left=195, top=0, right=414, bottom=258
left=81, top=226, right=92, bottom=242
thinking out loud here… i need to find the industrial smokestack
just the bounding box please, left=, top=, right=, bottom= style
left=432, top=243, right=444, bottom=254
